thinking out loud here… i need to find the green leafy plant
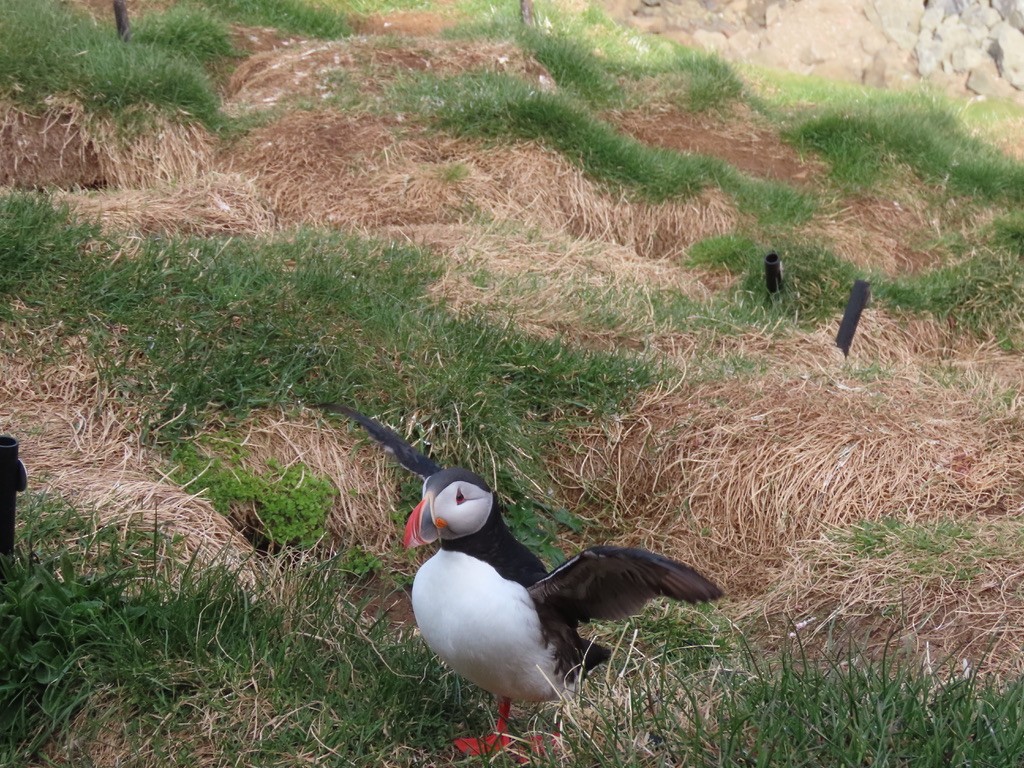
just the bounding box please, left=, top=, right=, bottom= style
left=171, top=444, right=336, bottom=548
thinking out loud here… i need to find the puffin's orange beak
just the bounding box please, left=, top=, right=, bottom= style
left=403, top=497, right=439, bottom=548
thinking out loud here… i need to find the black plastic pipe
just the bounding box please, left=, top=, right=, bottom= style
left=764, top=251, right=783, bottom=294
left=1, top=435, right=27, bottom=559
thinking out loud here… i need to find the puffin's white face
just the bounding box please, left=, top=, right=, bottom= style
left=430, top=478, right=492, bottom=539
left=403, top=468, right=494, bottom=548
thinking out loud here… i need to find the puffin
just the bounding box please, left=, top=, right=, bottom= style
left=325, top=405, right=723, bottom=757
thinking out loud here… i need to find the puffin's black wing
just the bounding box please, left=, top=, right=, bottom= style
left=319, top=404, right=442, bottom=479
left=528, top=546, right=722, bottom=624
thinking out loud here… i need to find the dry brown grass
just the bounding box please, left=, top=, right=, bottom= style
left=747, top=515, right=1024, bottom=676
left=1, top=100, right=214, bottom=190
left=223, top=110, right=739, bottom=258
left=61, top=172, right=276, bottom=237
left=224, top=36, right=552, bottom=114
left=550, top=376, right=1024, bottom=598
left=406, top=221, right=713, bottom=346
left=0, top=328, right=252, bottom=569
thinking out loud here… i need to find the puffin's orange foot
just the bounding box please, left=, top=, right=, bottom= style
left=453, top=733, right=514, bottom=756
left=453, top=732, right=559, bottom=763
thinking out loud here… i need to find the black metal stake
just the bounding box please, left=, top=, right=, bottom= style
left=1, top=435, right=28, bottom=563
left=764, top=251, right=783, bottom=295
left=835, top=280, right=871, bottom=357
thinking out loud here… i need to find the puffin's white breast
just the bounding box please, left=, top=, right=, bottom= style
left=411, top=549, right=566, bottom=702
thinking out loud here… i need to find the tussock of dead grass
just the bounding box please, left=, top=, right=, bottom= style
left=224, top=110, right=739, bottom=258
left=207, top=409, right=400, bottom=556
left=1, top=100, right=214, bottom=190
left=750, top=516, right=1024, bottom=676
left=224, top=37, right=552, bottom=114
left=407, top=221, right=713, bottom=345
left=61, top=172, right=276, bottom=237
left=0, top=330, right=252, bottom=569
left=806, top=194, right=937, bottom=274
left=551, top=377, right=1024, bottom=597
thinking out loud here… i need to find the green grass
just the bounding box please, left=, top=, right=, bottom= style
left=397, top=71, right=813, bottom=223
left=877, top=252, right=1024, bottom=349
left=6, top=494, right=1024, bottom=766
left=0, top=0, right=221, bottom=126
left=1, top=194, right=652, bottom=541
left=790, top=102, right=1024, bottom=202
left=133, top=5, right=238, bottom=66
left=190, top=0, right=352, bottom=37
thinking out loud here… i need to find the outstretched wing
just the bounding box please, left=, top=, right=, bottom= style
left=528, top=546, right=722, bottom=624
left=318, top=403, right=442, bottom=479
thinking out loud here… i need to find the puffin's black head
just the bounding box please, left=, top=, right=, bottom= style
left=403, top=467, right=494, bottom=547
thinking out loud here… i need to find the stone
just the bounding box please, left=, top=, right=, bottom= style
left=961, top=4, right=1003, bottom=32
left=967, top=58, right=1020, bottom=96
left=868, top=0, right=924, bottom=50
left=993, top=0, right=1024, bottom=30
left=860, top=28, right=889, bottom=56
left=993, top=21, right=1024, bottom=87
left=764, top=1, right=784, bottom=26
left=915, top=37, right=945, bottom=76
left=813, top=59, right=865, bottom=83
left=692, top=28, right=730, bottom=51
left=919, top=5, right=945, bottom=33
left=926, top=0, right=967, bottom=15
left=950, top=45, right=988, bottom=73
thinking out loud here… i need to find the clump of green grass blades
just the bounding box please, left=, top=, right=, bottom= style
left=189, top=0, right=351, bottom=37
left=132, top=5, right=237, bottom=66
left=791, top=101, right=1024, bottom=203
left=0, top=0, right=221, bottom=126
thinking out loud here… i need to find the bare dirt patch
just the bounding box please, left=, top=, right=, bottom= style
left=1, top=103, right=105, bottom=189
left=351, top=10, right=460, bottom=37
left=611, top=106, right=826, bottom=186
left=1, top=101, right=214, bottom=190
left=806, top=194, right=942, bottom=275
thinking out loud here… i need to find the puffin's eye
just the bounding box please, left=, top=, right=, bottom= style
left=455, top=489, right=465, bottom=505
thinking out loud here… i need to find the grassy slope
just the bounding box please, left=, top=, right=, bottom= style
left=4, top=0, right=1024, bottom=764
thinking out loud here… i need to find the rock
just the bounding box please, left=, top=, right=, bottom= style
left=915, top=37, right=945, bottom=76
left=967, top=58, right=1020, bottom=96
left=813, top=59, right=866, bottom=84
left=961, top=4, right=1003, bottom=32
left=993, top=0, right=1024, bottom=30
left=926, top=0, right=967, bottom=15
left=919, top=5, right=945, bottom=33
left=860, top=27, right=889, bottom=56
left=631, top=12, right=668, bottom=33
left=950, top=45, right=988, bottom=73
left=867, top=0, right=924, bottom=50
left=993, top=21, right=1024, bottom=88
left=692, top=28, right=730, bottom=51
left=764, top=1, right=784, bottom=26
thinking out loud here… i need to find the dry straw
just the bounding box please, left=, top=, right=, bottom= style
left=0, top=328, right=252, bottom=570
left=550, top=376, right=1024, bottom=598
left=751, top=515, right=1024, bottom=676
left=223, top=37, right=552, bottom=115
left=1, top=100, right=213, bottom=190
left=61, top=172, right=277, bottom=237
left=224, top=110, right=738, bottom=258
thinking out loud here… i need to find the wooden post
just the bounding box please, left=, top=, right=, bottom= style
left=520, top=0, right=534, bottom=26
left=113, top=0, right=131, bottom=42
